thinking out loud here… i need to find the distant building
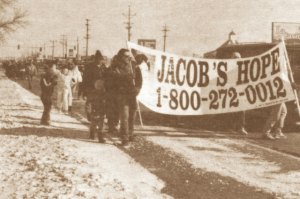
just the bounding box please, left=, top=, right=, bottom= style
left=204, top=31, right=239, bottom=58
left=203, top=29, right=300, bottom=76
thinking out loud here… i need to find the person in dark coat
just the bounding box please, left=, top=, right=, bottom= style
left=105, top=55, right=120, bottom=135
left=82, top=50, right=106, bottom=143
left=40, top=63, right=58, bottom=125
left=113, top=48, right=143, bottom=145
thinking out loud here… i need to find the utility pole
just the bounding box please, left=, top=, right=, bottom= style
left=65, top=37, right=68, bottom=58
left=85, top=19, right=90, bottom=57
left=50, top=40, right=56, bottom=60
left=60, top=35, right=66, bottom=58
left=76, top=37, right=79, bottom=59
left=162, top=24, right=170, bottom=52
left=43, top=43, right=46, bottom=58
left=123, top=5, right=136, bottom=41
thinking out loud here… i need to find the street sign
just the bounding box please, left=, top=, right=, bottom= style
left=138, top=39, right=156, bottom=49
left=272, top=22, right=300, bottom=44
left=69, top=49, right=74, bottom=57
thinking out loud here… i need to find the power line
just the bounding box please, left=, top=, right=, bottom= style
left=162, top=24, right=170, bottom=52
left=123, top=5, right=136, bottom=41
left=43, top=43, right=46, bottom=57
left=85, top=19, right=90, bottom=57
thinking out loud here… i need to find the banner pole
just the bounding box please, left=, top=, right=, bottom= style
left=126, top=41, right=144, bottom=128
left=281, top=38, right=300, bottom=118
left=136, top=100, right=144, bottom=127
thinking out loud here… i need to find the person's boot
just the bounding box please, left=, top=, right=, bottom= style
left=129, top=136, right=135, bottom=142
left=263, top=131, right=275, bottom=140
left=89, top=126, right=95, bottom=140
left=238, top=127, right=248, bottom=135
left=97, top=131, right=105, bottom=143
left=274, top=129, right=287, bottom=139
left=108, top=126, right=119, bottom=136
left=121, top=139, right=129, bottom=146
left=68, top=106, right=72, bottom=114
left=129, top=132, right=136, bottom=142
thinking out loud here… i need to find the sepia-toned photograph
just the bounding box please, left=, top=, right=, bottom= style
left=0, top=0, right=300, bottom=198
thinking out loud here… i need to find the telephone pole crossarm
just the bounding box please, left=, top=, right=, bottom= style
left=162, top=24, right=170, bottom=52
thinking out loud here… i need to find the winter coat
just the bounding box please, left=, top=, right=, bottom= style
left=40, top=71, right=57, bottom=97
left=82, top=62, right=107, bottom=95
left=57, top=72, right=74, bottom=91
left=113, top=60, right=142, bottom=96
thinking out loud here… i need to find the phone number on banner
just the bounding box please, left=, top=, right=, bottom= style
left=156, top=76, right=287, bottom=111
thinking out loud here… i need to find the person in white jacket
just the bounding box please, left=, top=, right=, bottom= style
left=57, top=67, right=75, bottom=113
left=68, top=60, right=82, bottom=100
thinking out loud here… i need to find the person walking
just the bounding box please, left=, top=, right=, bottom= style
left=68, top=60, right=82, bottom=100
left=56, top=67, right=75, bottom=113
left=262, top=103, right=287, bottom=140
left=25, top=60, right=37, bottom=90
left=40, top=63, right=58, bottom=125
left=77, top=65, right=84, bottom=100
left=113, top=49, right=143, bottom=145
left=262, top=82, right=300, bottom=139
left=82, top=50, right=106, bottom=143
left=105, top=55, right=120, bottom=135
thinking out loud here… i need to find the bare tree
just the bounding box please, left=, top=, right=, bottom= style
left=0, top=0, right=27, bottom=41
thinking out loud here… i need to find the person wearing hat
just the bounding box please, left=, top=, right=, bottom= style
left=82, top=50, right=107, bottom=143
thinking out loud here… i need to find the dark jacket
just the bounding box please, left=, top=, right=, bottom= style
left=40, top=71, right=57, bottom=97
left=113, top=59, right=142, bottom=96
left=82, top=62, right=106, bottom=95
left=105, top=56, right=121, bottom=95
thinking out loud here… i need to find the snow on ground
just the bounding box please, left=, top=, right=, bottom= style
left=148, top=136, right=300, bottom=199
left=0, top=71, right=171, bottom=199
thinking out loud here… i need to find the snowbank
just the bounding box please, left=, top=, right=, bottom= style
left=0, top=72, right=171, bottom=199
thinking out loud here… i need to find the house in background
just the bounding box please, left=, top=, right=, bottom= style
left=204, top=31, right=239, bottom=58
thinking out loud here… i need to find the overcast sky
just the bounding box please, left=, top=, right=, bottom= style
left=1, top=0, right=300, bottom=58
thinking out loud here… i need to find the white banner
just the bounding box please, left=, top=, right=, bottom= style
left=128, top=42, right=296, bottom=115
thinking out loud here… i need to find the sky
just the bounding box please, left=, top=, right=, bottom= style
left=1, top=0, right=300, bottom=58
